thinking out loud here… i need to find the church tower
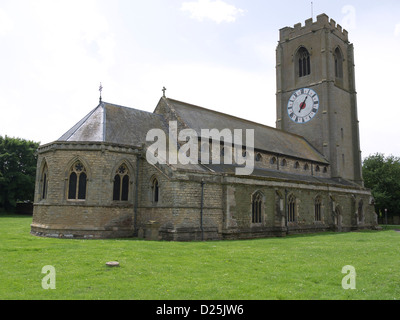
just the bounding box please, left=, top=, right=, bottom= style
left=276, top=14, right=363, bottom=185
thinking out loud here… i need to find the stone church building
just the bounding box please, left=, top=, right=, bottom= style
left=31, top=14, right=377, bottom=241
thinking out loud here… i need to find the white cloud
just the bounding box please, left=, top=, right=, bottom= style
left=395, top=23, right=400, bottom=37
left=0, top=8, right=13, bottom=36
left=181, top=0, right=244, bottom=23
left=28, top=0, right=116, bottom=94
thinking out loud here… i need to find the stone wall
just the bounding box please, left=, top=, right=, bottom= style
left=137, top=161, right=223, bottom=241
left=32, top=142, right=139, bottom=239
left=221, top=175, right=376, bottom=239
left=32, top=141, right=377, bottom=241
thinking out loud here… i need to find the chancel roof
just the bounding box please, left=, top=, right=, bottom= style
left=58, top=102, right=168, bottom=147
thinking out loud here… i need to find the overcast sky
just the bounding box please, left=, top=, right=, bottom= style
left=0, top=0, right=399, bottom=159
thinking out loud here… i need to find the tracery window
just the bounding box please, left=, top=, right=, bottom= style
left=315, top=196, right=322, bottom=222
left=68, top=161, right=87, bottom=200
left=297, top=47, right=311, bottom=77
left=41, top=163, right=48, bottom=200
left=288, top=194, right=296, bottom=222
left=151, top=178, right=159, bottom=203
left=252, top=192, right=263, bottom=224
left=113, top=164, right=130, bottom=201
left=358, top=200, right=364, bottom=223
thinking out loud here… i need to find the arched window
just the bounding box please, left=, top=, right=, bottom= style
left=113, top=164, right=130, bottom=201
left=334, top=47, right=343, bottom=79
left=151, top=178, right=159, bottom=203
left=281, top=159, right=287, bottom=167
left=297, top=47, right=311, bottom=77
left=304, top=163, right=309, bottom=171
left=252, top=192, right=263, bottom=224
left=315, top=196, right=322, bottom=221
left=288, top=194, right=296, bottom=222
left=41, top=163, right=48, bottom=200
left=294, top=161, right=300, bottom=169
left=255, top=153, right=262, bottom=162
left=358, top=200, right=364, bottom=223
left=270, top=157, right=277, bottom=165
left=68, top=161, right=87, bottom=200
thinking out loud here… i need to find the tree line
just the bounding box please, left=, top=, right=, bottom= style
left=0, top=136, right=39, bottom=210
left=362, top=153, right=400, bottom=218
left=0, top=135, right=399, bottom=218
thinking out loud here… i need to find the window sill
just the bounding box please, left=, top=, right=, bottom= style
left=66, top=200, right=86, bottom=203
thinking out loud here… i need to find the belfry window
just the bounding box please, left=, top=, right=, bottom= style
left=68, top=161, right=87, bottom=200
left=297, top=47, right=311, bottom=77
left=113, top=164, right=130, bottom=201
left=252, top=191, right=263, bottom=224
left=334, top=47, right=343, bottom=79
left=288, top=195, right=296, bottom=222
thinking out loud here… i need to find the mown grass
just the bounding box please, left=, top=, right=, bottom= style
left=0, top=215, right=399, bottom=300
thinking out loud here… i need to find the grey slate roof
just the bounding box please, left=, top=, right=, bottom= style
left=58, top=97, right=328, bottom=165
left=58, top=102, right=168, bottom=147
left=159, top=98, right=328, bottom=164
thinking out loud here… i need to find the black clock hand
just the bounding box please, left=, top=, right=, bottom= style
left=299, top=96, right=308, bottom=113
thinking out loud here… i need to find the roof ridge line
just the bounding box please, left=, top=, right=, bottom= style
left=58, top=102, right=103, bottom=141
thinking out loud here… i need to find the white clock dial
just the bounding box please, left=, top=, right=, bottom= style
left=287, top=88, right=320, bottom=124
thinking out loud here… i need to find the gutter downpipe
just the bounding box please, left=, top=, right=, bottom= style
left=134, top=152, right=140, bottom=236
left=285, top=188, right=288, bottom=235
left=200, top=179, right=205, bottom=241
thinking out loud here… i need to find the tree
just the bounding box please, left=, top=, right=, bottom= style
left=362, top=153, right=400, bottom=217
left=0, top=136, right=40, bottom=209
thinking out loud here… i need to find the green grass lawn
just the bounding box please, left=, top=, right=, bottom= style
left=0, top=214, right=399, bottom=300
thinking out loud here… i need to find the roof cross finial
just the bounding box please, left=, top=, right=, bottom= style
left=162, top=86, right=167, bottom=98
left=99, top=82, right=103, bottom=103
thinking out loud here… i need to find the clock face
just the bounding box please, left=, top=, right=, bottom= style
left=287, top=88, right=320, bottom=124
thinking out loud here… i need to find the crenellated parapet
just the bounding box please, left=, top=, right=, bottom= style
left=279, top=13, right=349, bottom=43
